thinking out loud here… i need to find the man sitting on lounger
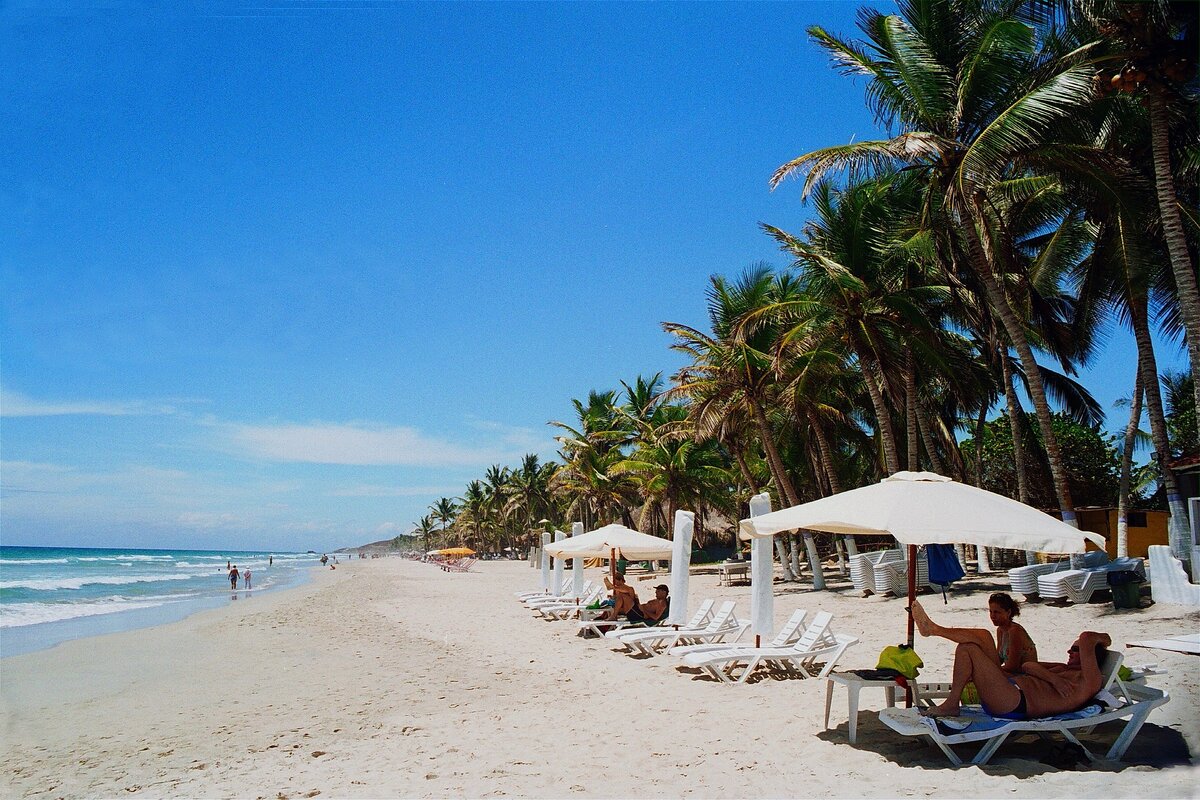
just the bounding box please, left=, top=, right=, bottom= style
left=918, top=621, right=1112, bottom=720
left=596, top=572, right=641, bottom=621
left=627, top=584, right=669, bottom=625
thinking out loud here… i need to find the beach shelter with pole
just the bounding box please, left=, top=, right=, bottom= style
left=738, top=472, right=1106, bottom=644
left=545, top=523, right=673, bottom=592
left=666, top=511, right=694, bottom=626
left=748, top=492, right=774, bottom=647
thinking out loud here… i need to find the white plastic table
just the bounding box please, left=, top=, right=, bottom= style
left=718, top=561, right=749, bottom=586
left=824, top=672, right=905, bottom=744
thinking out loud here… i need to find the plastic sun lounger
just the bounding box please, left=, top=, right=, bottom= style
left=850, top=550, right=905, bottom=594
left=1007, top=551, right=1108, bottom=598
left=538, top=586, right=606, bottom=620
left=873, top=554, right=930, bottom=597
left=616, top=602, right=747, bottom=657
left=525, top=581, right=596, bottom=608
left=605, top=599, right=716, bottom=646
left=668, top=608, right=809, bottom=658
left=879, top=651, right=1169, bottom=767
left=515, top=578, right=569, bottom=601
left=681, top=611, right=858, bottom=684
left=1036, top=557, right=1145, bottom=604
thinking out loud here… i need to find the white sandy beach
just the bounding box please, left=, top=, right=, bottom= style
left=2, top=558, right=1198, bottom=799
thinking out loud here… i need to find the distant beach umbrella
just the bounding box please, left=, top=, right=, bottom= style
left=748, top=492, right=774, bottom=646
left=540, top=532, right=552, bottom=592
left=666, top=511, right=694, bottom=626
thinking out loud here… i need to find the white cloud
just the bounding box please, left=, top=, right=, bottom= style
left=177, top=511, right=244, bottom=529
left=0, top=389, right=175, bottom=417
left=463, top=416, right=549, bottom=451
left=327, top=483, right=461, bottom=498
left=222, top=421, right=521, bottom=467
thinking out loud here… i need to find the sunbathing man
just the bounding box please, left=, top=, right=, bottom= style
left=922, top=629, right=1112, bottom=719
left=596, top=572, right=641, bottom=621
left=627, top=584, right=669, bottom=625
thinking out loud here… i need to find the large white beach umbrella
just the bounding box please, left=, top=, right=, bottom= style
left=666, top=511, right=694, bottom=626
left=739, top=471, right=1105, bottom=642
left=551, top=529, right=565, bottom=597
left=570, top=521, right=586, bottom=598
left=544, top=523, right=674, bottom=561
left=748, top=492, right=774, bottom=645
left=540, top=532, right=552, bottom=592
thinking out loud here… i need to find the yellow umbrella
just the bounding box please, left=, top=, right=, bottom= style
left=439, top=547, right=475, bottom=556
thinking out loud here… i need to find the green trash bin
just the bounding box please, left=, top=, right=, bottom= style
left=1108, top=570, right=1142, bottom=609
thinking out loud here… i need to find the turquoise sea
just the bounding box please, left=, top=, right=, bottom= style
left=0, top=546, right=324, bottom=657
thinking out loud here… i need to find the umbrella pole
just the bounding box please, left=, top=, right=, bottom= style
left=906, top=544, right=917, bottom=646
left=905, top=543, right=917, bottom=708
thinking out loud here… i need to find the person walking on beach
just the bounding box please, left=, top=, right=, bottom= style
left=229, top=565, right=240, bottom=590
left=243, top=569, right=252, bottom=590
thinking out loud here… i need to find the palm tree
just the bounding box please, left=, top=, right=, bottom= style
left=414, top=514, right=437, bottom=553
left=664, top=266, right=811, bottom=582
left=457, top=481, right=488, bottom=551
left=774, top=0, right=1103, bottom=528
left=430, top=497, right=458, bottom=547
left=1082, top=0, right=1200, bottom=415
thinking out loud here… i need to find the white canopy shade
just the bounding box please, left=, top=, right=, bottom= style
left=748, top=493, right=774, bottom=638
left=540, top=532, right=552, bottom=591
left=544, top=523, right=674, bottom=561
left=666, top=511, right=694, bottom=626
left=551, top=529, right=565, bottom=595
left=570, top=521, right=586, bottom=597
left=739, top=471, right=1105, bottom=553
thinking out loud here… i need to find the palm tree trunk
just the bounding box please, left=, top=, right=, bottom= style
left=1131, top=295, right=1192, bottom=559
left=916, top=406, right=947, bottom=475
left=731, top=444, right=760, bottom=494
left=810, top=413, right=858, bottom=559
left=904, top=348, right=920, bottom=470
left=1148, top=94, right=1200, bottom=418
left=1118, top=369, right=1144, bottom=560
left=749, top=397, right=799, bottom=505
left=973, top=403, right=988, bottom=487
left=851, top=342, right=901, bottom=474
left=965, top=210, right=1076, bottom=528
left=1000, top=354, right=1031, bottom=506
left=1001, top=354, right=1039, bottom=567
left=747, top=397, right=799, bottom=582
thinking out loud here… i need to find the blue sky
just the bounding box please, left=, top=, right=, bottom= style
left=1, top=1, right=1184, bottom=552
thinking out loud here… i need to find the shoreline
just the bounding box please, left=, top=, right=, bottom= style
left=0, top=561, right=318, bottom=659
left=2, top=558, right=1197, bottom=798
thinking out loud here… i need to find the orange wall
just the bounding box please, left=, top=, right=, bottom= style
left=1075, top=508, right=1169, bottom=558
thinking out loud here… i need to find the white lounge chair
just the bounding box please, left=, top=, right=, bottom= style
left=850, top=550, right=905, bottom=594
left=667, top=608, right=809, bottom=658
left=1007, top=551, right=1108, bottom=599
left=873, top=553, right=930, bottom=597
left=879, top=651, right=1169, bottom=766
left=1036, top=557, right=1144, bottom=604
left=537, top=586, right=605, bottom=620
left=516, top=577, right=570, bottom=601
left=604, top=599, right=716, bottom=645
left=614, top=601, right=747, bottom=657
left=525, top=581, right=596, bottom=609
left=680, top=611, right=858, bottom=684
